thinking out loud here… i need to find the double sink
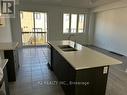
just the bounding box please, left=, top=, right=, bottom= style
left=58, top=45, right=77, bottom=52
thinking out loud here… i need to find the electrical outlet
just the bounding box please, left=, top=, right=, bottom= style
left=103, top=66, right=108, bottom=74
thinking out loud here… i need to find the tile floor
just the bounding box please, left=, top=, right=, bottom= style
left=9, top=46, right=127, bottom=95
left=9, top=47, right=64, bottom=95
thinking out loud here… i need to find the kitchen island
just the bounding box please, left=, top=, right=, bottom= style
left=48, top=40, right=122, bottom=95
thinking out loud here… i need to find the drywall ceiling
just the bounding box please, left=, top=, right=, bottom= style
left=19, top=0, right=120, bottom=8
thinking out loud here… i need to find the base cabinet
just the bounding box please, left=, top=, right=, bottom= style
left=51, top=47, right=109, bottom=95
left=3, top=66, right=10, bottom=95
left=4, top=49, right=19, bottom=82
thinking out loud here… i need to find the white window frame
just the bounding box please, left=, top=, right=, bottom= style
left=63, top=13, right=87, bottom=34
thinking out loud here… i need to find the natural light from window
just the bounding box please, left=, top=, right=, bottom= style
left=20, top=11, right=48, bottom=46
left=71, top=14, right=77, bottom=33
left=63, top=13, right=86, bottom=34
left=63, top=13, right=70, bottom=33
left=78, top=14, right=84, bottom=33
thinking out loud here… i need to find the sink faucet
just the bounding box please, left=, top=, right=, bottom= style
left=68, top=34, right=74, bottom=41
left=68, top=34, right=77, bottom=48
left=74, top=41, right=76, bottom=48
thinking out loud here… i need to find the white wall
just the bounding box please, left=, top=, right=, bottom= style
left=11, top=3, right=89, bottom=47
left=88, top=12, right=95, bottom=45
left=0, top=18, right=12, bottom=42
left=93, top=2, right=127, bottom=56
left=0, top=51, right=4, bottom=59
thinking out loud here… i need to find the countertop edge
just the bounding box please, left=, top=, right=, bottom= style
left=0, top=59, right=8, bottom=70
left=0, top=42, right=19, bottom=50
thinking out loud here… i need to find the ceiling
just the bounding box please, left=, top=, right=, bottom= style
left=19, top=0, right=120, bottom=8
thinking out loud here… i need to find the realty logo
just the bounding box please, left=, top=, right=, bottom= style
left=0, top=0, right=15, bottom=18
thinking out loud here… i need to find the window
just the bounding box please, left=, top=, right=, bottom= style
left=63, top=13, right=70, bottom=33
left=71, top=14, right=77, bottom=33
left=63, top=13, right=86, bottom=33
left=78, top=14, right=85, bottom=33
left=35, top=12, right=41, bottom=20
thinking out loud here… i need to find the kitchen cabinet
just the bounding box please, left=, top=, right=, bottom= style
left=0, top=42, right=19, bottom=82
left=4, top=49, right=19, bottom=82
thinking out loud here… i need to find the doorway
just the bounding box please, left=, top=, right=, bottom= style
left=20, top=11, right=48, bottom=46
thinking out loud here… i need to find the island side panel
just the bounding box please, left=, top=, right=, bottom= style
left=52, top=47, right=76, bottom=95
left=75, top=66, right=109, bottom=95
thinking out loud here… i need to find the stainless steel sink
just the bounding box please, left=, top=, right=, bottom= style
left=58, top=45, right=77, bottom=52
left=58, top=45, right=72, bottom=49
left=62, top=48, right=77, bottom=51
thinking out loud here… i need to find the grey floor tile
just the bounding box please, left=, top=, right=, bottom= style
left=9, top=47, right=64, bottom=95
